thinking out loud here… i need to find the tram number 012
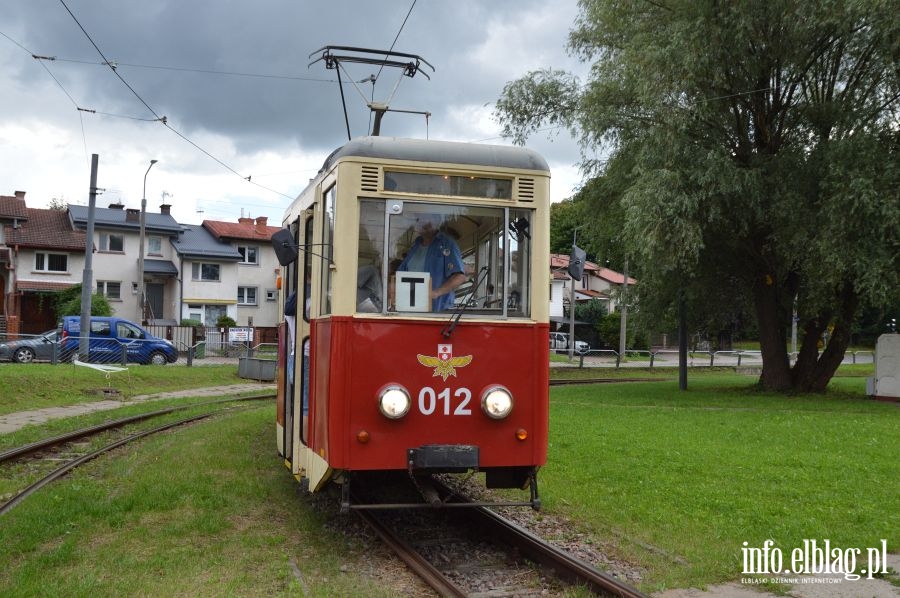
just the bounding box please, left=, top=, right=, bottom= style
left=417, top=387, right=472, bottom=416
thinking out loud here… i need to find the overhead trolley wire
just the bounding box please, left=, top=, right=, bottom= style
left=46, top=56, right=336, bottom=84
left=56, top=0, right=295, bottom=202
left=0, top=30, right=90, bottom=163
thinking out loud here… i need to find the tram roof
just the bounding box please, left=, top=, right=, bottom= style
left=322, top=136, right=549, bottom=173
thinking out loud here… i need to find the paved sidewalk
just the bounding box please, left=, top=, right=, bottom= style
left=654, top=553, right=900, bottom=598
left=0, top=383, right=275, bottom=435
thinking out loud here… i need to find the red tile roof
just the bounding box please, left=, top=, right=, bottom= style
left=578, top=288, right=611, bottom=299
left=4, top=208, right=86, bottom=250
left=0, top=194, right=28, bottom=220
left=202, top=217, right=282, bottom=242
left=550, top=253, right=636, bottom=285
left=595, top=267, right=636, bottom=285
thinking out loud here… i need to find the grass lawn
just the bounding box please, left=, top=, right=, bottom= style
left=541, top=369, right=899, bottom=592
left=0, top=364, right=246, bottom=416
left=0, top=363, right=896, bottom=595
left=0, top=407, right=407, bottom=597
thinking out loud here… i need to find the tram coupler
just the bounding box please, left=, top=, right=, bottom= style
left=340, top=479, right=351, bottom=514
left=411, top=475, right=442, bottom=507
left=530, top=471, right=541, bottom=511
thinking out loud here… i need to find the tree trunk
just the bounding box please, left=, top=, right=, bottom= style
left=791, top=317, right=828, bottom=390
left=753, top=278, right=792, bottom=391
left=792, top=283, right=858, bottom=392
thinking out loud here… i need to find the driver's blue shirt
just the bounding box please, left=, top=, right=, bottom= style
left=398, top=232, right=465, bottom=311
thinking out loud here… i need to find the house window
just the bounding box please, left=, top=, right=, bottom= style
left=96, top=281, right=122, bottom=300
left=237, top=245, right=259, bottom=265
left=35, top=252, right=68, bottom=272
left=191, top=262, right=220, bottom=281
left=148, top=236, right=162, bottom=255
left=100, top=232, right=124, bottom=252
left=265, top=288, right=277, bottom=302
left=238, top=286, right=258, bottom=305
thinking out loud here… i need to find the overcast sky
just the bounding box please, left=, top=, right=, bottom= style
left=1, top=1, right=586, bottom=226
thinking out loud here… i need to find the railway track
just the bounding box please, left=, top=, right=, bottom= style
left=549, top=377, right=659, bottom=386
left=352, top=475, right=649, bottom=598
left=0, top=394, right=274, bottom=516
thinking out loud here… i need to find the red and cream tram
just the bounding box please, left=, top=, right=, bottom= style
left=272, top=136, right=550, bottom=509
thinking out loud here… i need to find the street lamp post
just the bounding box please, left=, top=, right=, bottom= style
left=138, top=159, right=158, bottom=324
left=568, top=225, right=585, bottom=360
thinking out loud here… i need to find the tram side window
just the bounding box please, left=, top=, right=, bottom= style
left=357, top=200, right=385, bottom=312
left=507, top=209, right=532, bottom=316
left=320, top=186, right=335, bottom=316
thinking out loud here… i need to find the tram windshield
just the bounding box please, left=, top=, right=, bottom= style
left=357, top=200, right=532, bottom=317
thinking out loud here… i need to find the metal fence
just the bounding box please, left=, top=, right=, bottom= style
left=0, top=330, right=278, bottom=367
left=552, top=347, right=875, bottom=369
left=2, top=329, right=874, bottom=369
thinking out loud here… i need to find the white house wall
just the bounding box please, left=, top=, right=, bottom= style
left=181, top=259, right=239, bottom=324
left=89, top=227, right=142, bottom=320
left=15, top=248, right=87, bottom=290
left=234, top=246, right=279, bottom=327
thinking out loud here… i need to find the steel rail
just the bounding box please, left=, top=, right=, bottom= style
left=0, top=411, right=221, bottom=517
left=463, top=505, right=650, bottom=598
left=433, top=479, right=650, bottom=598
left=0, top=393, right=274, bottom=464
left=353, top=507, right=467, bottom=598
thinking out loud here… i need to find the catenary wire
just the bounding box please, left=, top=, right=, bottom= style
left=0, top=30, right=90, bottom=163
left=56, top=0, right=295, bottom=202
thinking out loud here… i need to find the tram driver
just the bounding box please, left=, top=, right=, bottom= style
left=396, top=213, right=466, bottom=311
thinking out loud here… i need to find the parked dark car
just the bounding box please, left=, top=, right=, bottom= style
left=0, top=329, right=59, bottom=363
left=59, top=316, right=178, bottom=365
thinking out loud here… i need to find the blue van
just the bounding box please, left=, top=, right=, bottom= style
left=59, top=316, right=178, bottom=365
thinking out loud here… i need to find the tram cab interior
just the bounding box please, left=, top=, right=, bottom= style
left=357, top=197, right=534, bottom=319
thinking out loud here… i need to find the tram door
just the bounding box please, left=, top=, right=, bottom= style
left=280, top=214, right=313, bottom=468
left=280, top=221, right=299, bottom=465
left=298, top=215, right=314, bottom=449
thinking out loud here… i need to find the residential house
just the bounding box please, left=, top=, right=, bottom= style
left=0, top=191, right=28, bottom=331
left=549, top=252, right=636, bottom=326
left=2, top=193, right=86, bottom=333
left=201, top=216, right=282, bottom=327
left=68, top=202, right=182, bottom=324
left=171, top=223, right=242, bottom=326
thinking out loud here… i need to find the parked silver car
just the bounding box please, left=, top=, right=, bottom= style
left=0, top=330, right=59, bottom=363
left=549, top=332, right=589, bottom=354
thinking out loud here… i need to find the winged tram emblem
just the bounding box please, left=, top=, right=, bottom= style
left=417, top=343, right=472, bottom=381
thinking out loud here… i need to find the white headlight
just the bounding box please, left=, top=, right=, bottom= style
left=378, top=385, right=411, bottom=419
left=481, top=385, right=513, bottom=419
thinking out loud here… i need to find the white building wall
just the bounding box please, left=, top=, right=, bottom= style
left=550, top=279, right=567, bottom=319
left=15, top=248, right=87, bottom=289
left=89, top=227, right=141, bottom=320
left=181, top=259, right=239, bottom=325
left=234, top=245, right=280, bottom=327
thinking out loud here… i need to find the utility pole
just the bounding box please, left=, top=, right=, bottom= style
left=79, top=154, right=99, bottom=360
left=678, top=289, right=688, bottom=390
left=138, top=159, right=158, bottom=324
left=618, top=258, right=628, bottom=358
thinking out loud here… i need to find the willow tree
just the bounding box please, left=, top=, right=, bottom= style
left=497, top=0, right=899, bottom=392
